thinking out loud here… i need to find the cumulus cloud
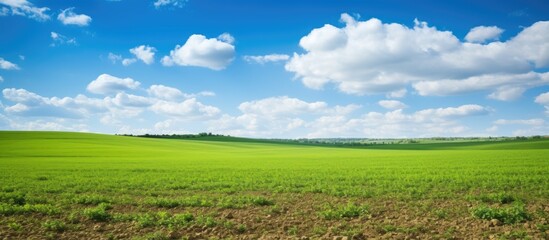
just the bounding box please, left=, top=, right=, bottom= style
left=148, top=85, right=184, bottom=101
left=2, top=88, right=84, bottom=118
left=239, top=96, right=328, bottom=117
left=243, top=54, right=290, bottom=64
left=2, top=81, right=219, bottom=131
left=162, top=34, right=235, bottom=70
left=153, top=0, right=186, bottom=9
left=108, top=53, right=122, bottom=64
left=129, top=45, right=156, bottom=64
left=151, top=98, right=220, bottom=119
left=0, top=0, right=49, bottom=21
left=535, top=92, right=549, bottom=115
left=285, top=14, right=549, bottom=100
left=87, top=74, right=140, bottom=95
left=50, top=32, right=76, bottom=46
left=57, top=8, right=91, bottom=26
left=378, top=100, right=407, bottom=109
left=217, top=33, right=235, bottom=44
left=0, top=57, right=19, bottom=70
left=122, top=58, right=137, bottom=66
left=465, top=26, right=504, bottom=43
left=209, top=95, right=489, bottom=138
left=414, top=72, right=549, bottom=101
left=209, top=96, right=360, bottom=137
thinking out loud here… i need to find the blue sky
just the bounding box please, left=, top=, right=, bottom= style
left=1, top=0, right=548, bottom=138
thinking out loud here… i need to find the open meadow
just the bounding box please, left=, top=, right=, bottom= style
left=0, top=131, right=548, bottom=239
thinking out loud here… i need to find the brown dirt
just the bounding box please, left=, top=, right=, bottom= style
left=1, top=193, right=548, bottom=239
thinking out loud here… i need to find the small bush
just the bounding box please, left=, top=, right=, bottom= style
left=319, top=202, right=368, bottom=220
left=42, top=220, right=66, bottom=232
left=83, top=203, right=111, bottom=221
left=472, top=204, right=531, bottom=224
left=236, top=224, right=247, bottom=234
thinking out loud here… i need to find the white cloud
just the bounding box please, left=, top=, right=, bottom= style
left=535, top=92, right=549, bottom=105
left=217, top=33, right=235, bottom=44
left=387, top=89, right=407, bottom=98
left=414, top=72, right=549, bottom=101
left=494, top=118, right=544, bottom=126
left=108, top=53, right=122, bottom=64
left=0, top=76, right=3, bottom=82
left=87, top=74, right=140, bottom=95
left=238, top=96, right=328, bottom=117
left=0, top=57, right=19, bottom=70
left=378, top=100, right=407, bottom=109
left=209, top=96, right=360, bottom=137
left=50, top=32, right=76, bottom=46
left=209, top=95, right=489, bottom=138
left=414, top=104, right=489, bottom=119
left=162, top=34, right=235, bottom=70
left=535, top=92, right=549, bottom=115
left=153, top=0, right=186, bottom=8
left=151, top=98, right=220, bottom=119
left=57, top=8, right=91, bottom=26
left=110, top=92, right=153, bottom=107
left=0, top=0, right=49, bottom=21
left=286, top=14, right=549, bottom=100
left=129, top=45, right=156, bottom=64
left=2, top=88, right=84, bottom=118
left=243, top=54, right=290, bottom=64
left=465, top=26, right=504, bottom=43
left=148, top=84, right=184, bottom=101
left=122, top=58, right=137, bottom=66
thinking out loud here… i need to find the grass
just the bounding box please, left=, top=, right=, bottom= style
left=471, top=203, right=531, bottom=224
left=0, top=131, right=548, bottom=238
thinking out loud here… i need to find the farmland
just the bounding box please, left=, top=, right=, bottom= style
left=0, top=131, right=548, bottom=239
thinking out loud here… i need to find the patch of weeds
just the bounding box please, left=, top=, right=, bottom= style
left=136, top=213, right=155, bottom=228
left=443, top=227, right=456, bottom=239
left=66, top=212, right=80, bottom=223
left=379, top=224, right=397, bottom=234
left=287, top=225, right=298, bottom=235
left=471, top=203, right=530, bottom=224
left=266, top=205, right=282, bottom=215
left=196, top=216, right=217, bottom=228
left=537, top=223, right=549, bottom=232
left=36, top=176, right=48, bottom=181
left=0, top=192, right=26, bottom=205
left=134, top=211, right=195, bottom=228
left=312, top=225, right=328, bottom=236
left=434, top=209, right=448, bottom=219
left=318, top=202, right=368, bottom=220
left=72, top=194, right=111, bottom=205
left=0, top=203, right=60, bottom=216
left=236, top=224, right=247, bottom=234
left=146, top=198, right=180, bottom=208
left=249, top=196, right=274, bottom=206
left=135, top=231, right=171, bottom=240
left=223, top=220, right=235, bottom=230
left=8, top=222, right=22, bottom=231
left=499, top=230, right=530, bottom=240
left=42, top=220, right=66, bottom=232
left=479, top=193, right=516, bottom=204
left=83, top=203, right=112, bottom=221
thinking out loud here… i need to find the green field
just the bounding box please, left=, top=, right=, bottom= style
left=1, top=131, right=548, bottom=239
